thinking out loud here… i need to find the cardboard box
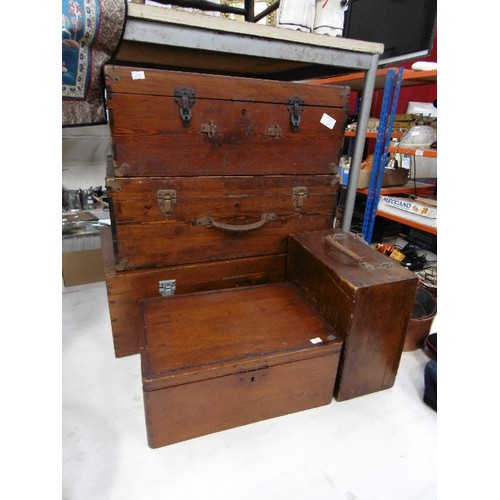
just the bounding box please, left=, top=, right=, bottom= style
left=62, top=249, right=105, bottom=287
left=379, top=195, right=437, bottom=219
left=62, top=227, right=105, bottom=287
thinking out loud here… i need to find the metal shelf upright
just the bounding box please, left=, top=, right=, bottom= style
left=361, top=67, right=404, bottom=243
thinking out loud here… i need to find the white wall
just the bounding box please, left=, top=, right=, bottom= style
left=62, top=124, right=112, bottom=190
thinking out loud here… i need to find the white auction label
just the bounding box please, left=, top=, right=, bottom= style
left=131, top=71, right=145, bottom=80
left=320, top=113, right=336, bottom=130
left=309, top=337, right=323, bottom=344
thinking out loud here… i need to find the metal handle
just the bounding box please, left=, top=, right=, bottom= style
left=196, top=213, right=276, bottom=232
left=323, top=232, right=392, bottom=270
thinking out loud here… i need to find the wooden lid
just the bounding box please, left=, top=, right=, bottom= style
left=140, top=283, right=341, bottom=390
left=289, top=229, right=418, bottom=290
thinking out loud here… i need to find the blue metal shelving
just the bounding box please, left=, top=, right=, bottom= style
left=361, top=67, right=404, bottom=243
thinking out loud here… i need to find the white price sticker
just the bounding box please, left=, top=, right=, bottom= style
left=309, top=337, right=323, bottom=344
left=320, top=113, right=336, bottom=130
left=131, top=71, right=145, bottom=80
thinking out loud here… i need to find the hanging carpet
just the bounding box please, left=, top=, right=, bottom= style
left=62, top=0, right=127, bottom=127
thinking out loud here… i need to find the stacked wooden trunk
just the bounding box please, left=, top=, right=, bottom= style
left=102, top=65, right=418, bottom=447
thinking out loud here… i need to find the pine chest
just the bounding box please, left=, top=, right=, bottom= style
left=287, top=229, right=419, bottom=401
left=140, top=283, right=342, bottom=448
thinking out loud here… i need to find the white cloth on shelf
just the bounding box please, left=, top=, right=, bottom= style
left=277, top=0, right=316, bottom=33
left=313, top=0, right=349, bottom=36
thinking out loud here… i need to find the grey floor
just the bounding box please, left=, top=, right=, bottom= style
left=62, top=281, right=437, bottom=500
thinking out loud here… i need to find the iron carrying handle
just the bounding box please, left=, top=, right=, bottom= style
left=196, top=213, right=276, bottom=232
left=323, top=232, right=392, bottom=270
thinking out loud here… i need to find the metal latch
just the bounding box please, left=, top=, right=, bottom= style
left=267, top=125, right=281, bottom=139
left=174, top=88, right=196, bottom=127
left=287, top=96, right=304, bottom=131
left=292, top=186, right=308, bottom=211
left=157, top=189, right=177, bottom=218
left=201, top=121, right=217, bottom=138
left=159, top=279, right=176, bottom=297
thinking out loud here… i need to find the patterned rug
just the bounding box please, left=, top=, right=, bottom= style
left=62, top=0, right=127, bottom=127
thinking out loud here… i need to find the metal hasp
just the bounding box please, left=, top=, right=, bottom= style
left=361, top=67, right=404, bottom=243
left=287, top=96, right=304, bottom=131
left=201, top=121, right=217, bottom=138
left=174, top=88, right=195, bottom=127
left=267, top=125, right=281, bottom=139
left=292, top=186, right=308, bottom=211
left=159, top=279, right=176, bottom=297
left=157, top=189, right=177, bottom=218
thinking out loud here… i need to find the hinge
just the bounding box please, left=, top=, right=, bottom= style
left=115, top=260, right=128, bottom=271
left=174, top=87, right=196, bottom=127
left=157, top=189, right=177, bottom=218
left=292, top=186, right=308, bottom=211
left=287, top=96, right=304, bottom=132
left=103, top=65, right=120, bottom=83
left=114, top=163, right=129, bottom=177
left=159, top=279, right=176, bottom=297
left=106, top=178, right=121, bottom=192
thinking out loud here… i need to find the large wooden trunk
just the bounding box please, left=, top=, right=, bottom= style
left=140, top=283, right=343, bottom=448
left=287, top=229, right=419, bottom=401
left=108, top=175, right=337, bottom=271
left=104, top=66, right=349, bottom=177
left=103, top=65, right=349, bottom=357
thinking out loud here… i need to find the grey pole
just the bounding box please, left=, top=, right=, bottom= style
left=341, top=54, right=380, bottom=232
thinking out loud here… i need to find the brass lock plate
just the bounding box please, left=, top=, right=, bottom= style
left=292, top=186, right=308, bottom=211
left=157, top=189, right=177, bottom=218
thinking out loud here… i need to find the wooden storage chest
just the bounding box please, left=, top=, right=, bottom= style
left=287, top=229, right=419, bottom=401
left=140, top=283, right=343, bottom=448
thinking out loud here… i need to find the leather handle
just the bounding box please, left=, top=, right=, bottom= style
left=196, top=213, right=277, bottom=232
left=323, top=232, right=392, bottom=270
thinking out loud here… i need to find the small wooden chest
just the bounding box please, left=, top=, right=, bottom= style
left=287, top=229, right=419, bottom=401
left=140, top=283, right=343, bottom=448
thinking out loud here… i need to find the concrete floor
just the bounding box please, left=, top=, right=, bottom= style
left=62, top=281, right=437, bottom=500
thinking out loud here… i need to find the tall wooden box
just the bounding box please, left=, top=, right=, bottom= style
left=140, top=283, right=343, bottom=448
left=287, top=229, right=419, bottom=401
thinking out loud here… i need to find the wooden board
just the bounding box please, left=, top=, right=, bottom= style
left=113, top=5, right=383, bottom=79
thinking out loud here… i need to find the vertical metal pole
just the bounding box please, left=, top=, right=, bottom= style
left=347, top=95, right=361, bottom=158
left=341, top=54, right=379, bottom=232
left=244, top=0, right=255, bottom=21
left=362, top=67, right=404, bottom=242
